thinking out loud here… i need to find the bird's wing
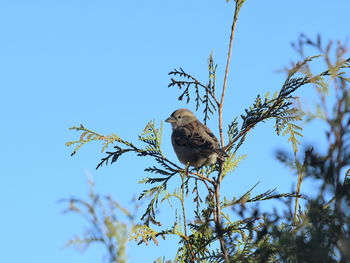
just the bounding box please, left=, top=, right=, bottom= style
left=191, top=121, right=227, bottom=158
left=173, top=121, right=219, bottom=151
left=200, top=125, right=228, bottom=157
left=172, top=127, right=192, bottom=146
left=199, top=123, right=220, bottom=149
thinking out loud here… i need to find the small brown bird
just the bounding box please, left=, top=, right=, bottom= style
left=165, top=108, right=225, bottom=168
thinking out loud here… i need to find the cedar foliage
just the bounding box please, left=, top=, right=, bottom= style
left=63, top=1, right=350, bottom=262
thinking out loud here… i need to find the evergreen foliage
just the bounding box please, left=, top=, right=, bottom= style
left=61, top=179, right=131, bottom=263
left=64, top=1, right=350, bottom=262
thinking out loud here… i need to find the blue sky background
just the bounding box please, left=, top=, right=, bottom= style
left=1, top=0, right=350, bottom=262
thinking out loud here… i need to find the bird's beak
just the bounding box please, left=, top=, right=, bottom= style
left=165, top=116, right=175, bottom=123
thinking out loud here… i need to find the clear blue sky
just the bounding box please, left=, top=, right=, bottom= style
left=1, top=1, right=349, bottom=262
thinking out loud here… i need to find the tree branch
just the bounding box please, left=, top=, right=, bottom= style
left=214, top=2, right=242, bottom=261
left=218, top=0, right=240, bottom=148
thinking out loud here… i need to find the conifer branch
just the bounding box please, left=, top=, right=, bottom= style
left=168, top=66, right=219, bottom=124
left=225, top=56, right=350, bottom=153
left=65, top=3, right=350, bottom=261
left=168, top=68, right=219, bottom=106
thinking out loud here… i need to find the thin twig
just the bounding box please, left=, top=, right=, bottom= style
left=293, top=156, right=304, bottom=224
left=214, top=167, right=229, bottom=262
left=214, top=3, right=242, bottom=261
left=218, top=1, right=240, bottom=148
left=187, top=175, right=213, bottom=195
left=180, top=174, right=188, bottom=237
left=189, top=171, right=215, bottom=185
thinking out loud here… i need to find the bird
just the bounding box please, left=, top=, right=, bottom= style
left=165, top=108, right=226, bottom=168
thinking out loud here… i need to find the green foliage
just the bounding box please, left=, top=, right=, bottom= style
left=66, top=39, right=350, bottom=263
left=65, top=124, right=122, bottom=155
left=139, top=120, right=163, bottom=156
left=227, top=117, right=239, bottom=142
left=168, top=59, right=218, bottom=125
left=153, top=257, right=173, bottom=263
left=265, top=35, right=350, bottom=263
left=61, top=179, right=132, bottom=263
left=222, top=182, right=300, bottom=209
left=130, top=225, right=160, bottom=245
left=204, top=52, right=218, bottom=124
left=276, top=110, right=303, bottom=154
left=223, top=54, right=350, bottom=157
left=138, top=177, right=169, bottom=226
left=65, top=1, right=350, bottom=261
left=221, top=153, right=246, bottom=178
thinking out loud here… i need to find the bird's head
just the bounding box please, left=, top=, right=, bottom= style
left=165, top=108, right=197, bottom=128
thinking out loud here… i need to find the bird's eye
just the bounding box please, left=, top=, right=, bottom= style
left=178, top=116, right=182, bottom=119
